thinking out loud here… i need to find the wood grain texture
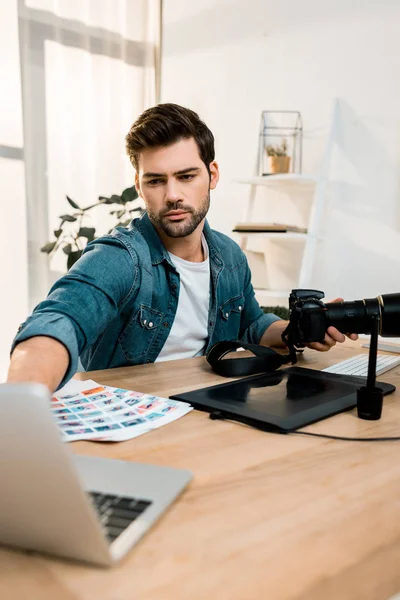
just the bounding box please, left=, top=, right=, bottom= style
left=2, top=340, right=400, bottom=600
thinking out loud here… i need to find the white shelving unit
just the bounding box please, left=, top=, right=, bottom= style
left=236, top=231, right=308, bottom=240
left=234, top=173, right=328, bottom=307
left=234, top=104, right=340, bottom=307
left=236, top=174, right=317, bottom=187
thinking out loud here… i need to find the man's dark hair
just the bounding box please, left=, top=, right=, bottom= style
left=125, top=103, right=215, bottom=174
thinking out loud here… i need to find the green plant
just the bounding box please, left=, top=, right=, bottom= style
left=261, top=305, right=290, bottom=320
left=41, top=185, right=144, bottom=270
left=265, top=138, right=288, bottom=157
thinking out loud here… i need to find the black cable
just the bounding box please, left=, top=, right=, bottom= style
left=291, top=430, right=400, bottom=442
left=209, top=411, right=400, bottom=441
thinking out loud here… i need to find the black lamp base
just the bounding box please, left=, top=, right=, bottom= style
left=357, top=386, right=384, bottom=420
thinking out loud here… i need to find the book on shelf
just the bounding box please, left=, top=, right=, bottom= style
left=232, top=222, right=307, bottom=233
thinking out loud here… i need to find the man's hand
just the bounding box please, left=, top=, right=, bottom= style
left=306, top=297, right=358, bottom=352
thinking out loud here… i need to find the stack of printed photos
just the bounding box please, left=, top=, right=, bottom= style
left=51, top=379, right=193, bottom=442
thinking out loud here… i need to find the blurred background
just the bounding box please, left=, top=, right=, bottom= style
left=2, top=0, right=400, bottom=378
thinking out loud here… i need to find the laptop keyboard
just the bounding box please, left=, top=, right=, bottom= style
left=88, top=491, right=152, bottom=543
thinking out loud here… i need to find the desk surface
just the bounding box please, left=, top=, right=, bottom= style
left=2, top=341, right=400, bottom=600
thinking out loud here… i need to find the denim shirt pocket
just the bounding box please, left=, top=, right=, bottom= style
left=119, top=304, right=163, bottom=361
left=217, top=294, right=245, bottom=339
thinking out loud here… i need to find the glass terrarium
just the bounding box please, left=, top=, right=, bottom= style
left=257, top=111, right=303, bottom=176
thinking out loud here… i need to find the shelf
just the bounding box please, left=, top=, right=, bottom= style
left=235, top=166, right=325, bottom=301
left=235, top=174, right=318, bottom=187
left=255, top=289, right=290, bottom=298
left=237, top=231, right=308, bottom=239
left=233, top=222, right=307, bottom=234
left=254, top=289, right=290, bottom=307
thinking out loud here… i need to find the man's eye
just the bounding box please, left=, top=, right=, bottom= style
left=180, top=174, right=195, bottom=181
left=147, top=179, right=163, bottom=186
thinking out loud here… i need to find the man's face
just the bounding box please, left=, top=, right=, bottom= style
left=135, top=137, right=219, bottom=238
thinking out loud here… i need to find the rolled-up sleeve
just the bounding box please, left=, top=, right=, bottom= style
left=241, top=310, right=282, bottom=345
left=10, top=235, right=137, bottom=388
left=239, top=256, right=282, bottom=344
left=11, top=313, right=81, bottom=388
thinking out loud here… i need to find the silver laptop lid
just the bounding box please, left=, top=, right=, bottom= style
left=0, top=383, right=111, bottom=565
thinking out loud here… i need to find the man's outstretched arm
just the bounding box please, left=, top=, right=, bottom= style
left=7, top=336, right=70, bottom=393
left=6, top=236, right=137, bottom=393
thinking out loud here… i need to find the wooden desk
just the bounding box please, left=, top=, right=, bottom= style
left=2, top=341, right=400, bottom=600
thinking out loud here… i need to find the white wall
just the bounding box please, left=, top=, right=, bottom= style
left=161, top=0, right=400, bottom=302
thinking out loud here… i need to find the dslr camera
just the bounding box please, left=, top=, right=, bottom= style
left=282, top=289, right=400, bottom=361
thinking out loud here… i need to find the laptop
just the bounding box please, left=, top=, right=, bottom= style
left=0, top=383, right=192, bottom=567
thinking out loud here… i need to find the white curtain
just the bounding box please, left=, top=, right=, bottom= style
left=21, top=0, right=161, bottom=304
left=0, top=0, right=160, bottom=379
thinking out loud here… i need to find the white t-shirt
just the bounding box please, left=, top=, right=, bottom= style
left=156, top=236, right=210, bottom=362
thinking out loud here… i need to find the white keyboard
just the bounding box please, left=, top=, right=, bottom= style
left=323, top=353, right=400, bottom=377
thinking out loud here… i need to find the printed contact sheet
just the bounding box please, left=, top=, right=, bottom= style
left=51, top=379, right=192, bottom=442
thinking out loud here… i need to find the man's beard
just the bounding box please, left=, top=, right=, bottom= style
left=147, top=191, right=210, bottom=238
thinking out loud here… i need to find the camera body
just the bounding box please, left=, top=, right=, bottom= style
left=286, top=289, right=327, bottom=345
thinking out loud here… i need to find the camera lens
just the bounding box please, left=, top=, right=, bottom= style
left=325, top=293, right=400, bottom=337
left=380, top=293, right=400, bottom=336
left=325, top=300, right=370, bottom=333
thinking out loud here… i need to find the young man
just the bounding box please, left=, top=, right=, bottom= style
left=7, top=104, right=356, bottom=392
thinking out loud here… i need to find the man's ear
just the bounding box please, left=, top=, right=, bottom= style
left=209, top=161, right=219, bottom=190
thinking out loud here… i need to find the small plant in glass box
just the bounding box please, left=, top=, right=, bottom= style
left=265, top=139, right=290, bottom=174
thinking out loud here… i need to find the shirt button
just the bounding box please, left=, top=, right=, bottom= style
left=163, top=322, right=169, bottom=328
left=149, top=322, right=154, bottom=328
left=143, top=319, right=147, bottom=325
left=171, top=283, right=177, bottom=289
left=225, top=312, right=229, bottom=318
left=238, top=306, right=242, bottom=311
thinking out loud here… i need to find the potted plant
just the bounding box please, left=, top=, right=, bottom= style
left=265, top=139, right=290, bottom=174
left=261, top=305, right=289, bottom=320
left=41, top=185, right=144, bottom=270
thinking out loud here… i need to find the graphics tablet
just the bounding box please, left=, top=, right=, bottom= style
left=170, top=367, right=396, bottom=432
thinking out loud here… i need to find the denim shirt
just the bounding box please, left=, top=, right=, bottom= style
left=12, top=213, right=280, bottom=387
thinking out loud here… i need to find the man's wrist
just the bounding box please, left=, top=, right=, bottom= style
left=7, top=337, right=70, bottom=393
left=260, top=320, right=289, bottom=348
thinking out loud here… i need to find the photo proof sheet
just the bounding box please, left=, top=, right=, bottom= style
left=52, top=379, right=193, bottom=442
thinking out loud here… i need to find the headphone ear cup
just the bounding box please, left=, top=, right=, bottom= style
left=206, top=340, right=291, bottom=377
